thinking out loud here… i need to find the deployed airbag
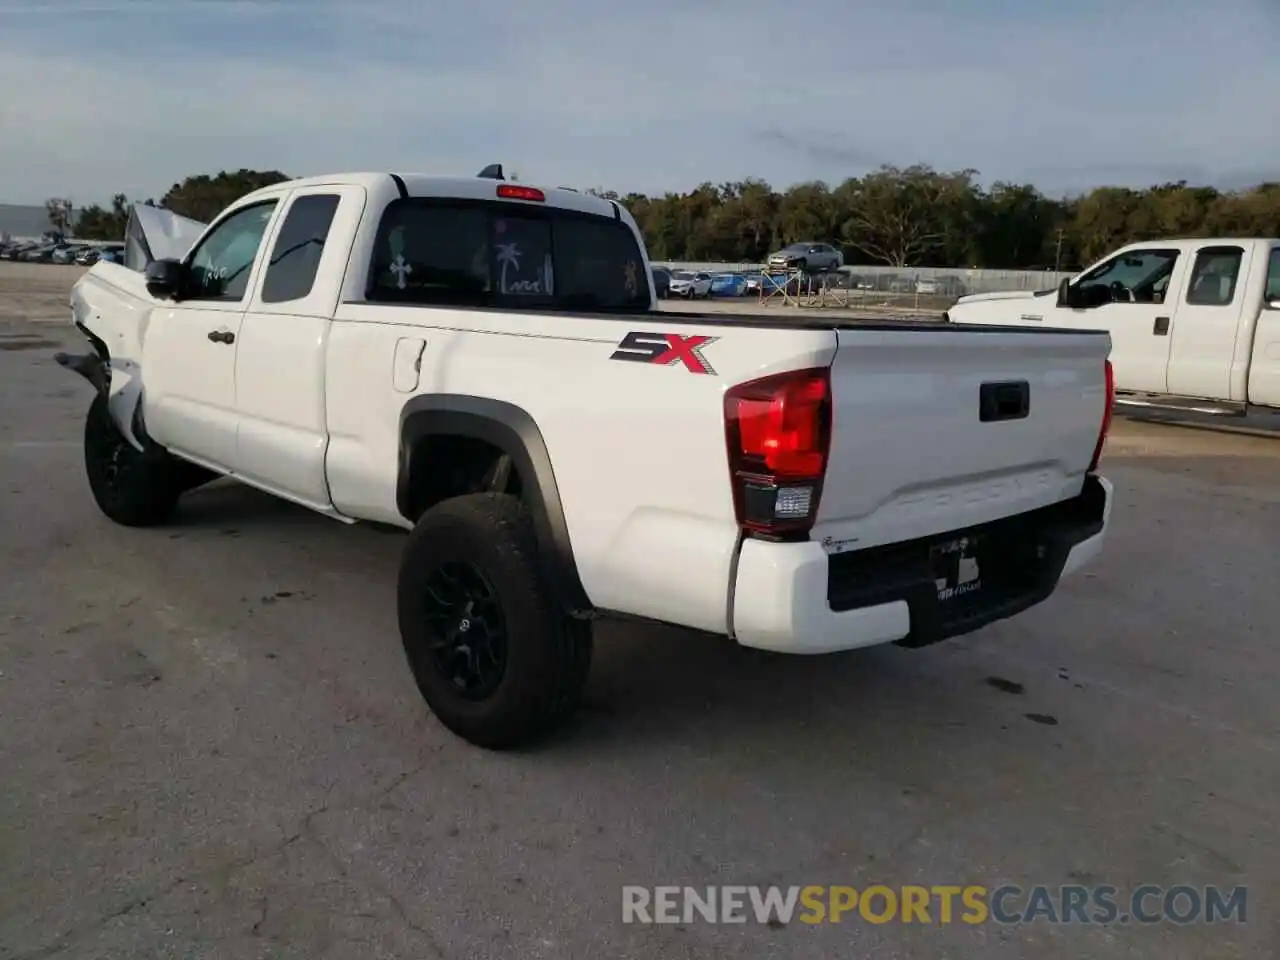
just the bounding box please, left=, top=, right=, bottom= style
left=123, top=204, right=206, bottom=271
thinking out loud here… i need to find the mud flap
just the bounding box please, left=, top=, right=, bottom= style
left=53, top=351, right=146, bottom=452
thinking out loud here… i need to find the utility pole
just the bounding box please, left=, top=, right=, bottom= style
left=1054, top=228, right=1065, bottom=273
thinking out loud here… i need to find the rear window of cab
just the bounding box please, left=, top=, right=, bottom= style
left=366, top=198, right=651, bottom=313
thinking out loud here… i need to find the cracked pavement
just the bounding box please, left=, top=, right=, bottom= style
left=1, top=283, right=1278, bottom=958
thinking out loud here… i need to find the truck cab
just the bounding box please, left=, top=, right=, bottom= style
left=946, top=238, right=1280, bottom=415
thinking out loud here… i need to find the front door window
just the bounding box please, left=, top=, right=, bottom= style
left=1075, top=249, right=1180, bottom=306
left=185, top=201, right=279, bottom=302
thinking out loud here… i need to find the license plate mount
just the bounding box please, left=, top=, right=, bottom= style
left=929, top=535, right=984, bottom=603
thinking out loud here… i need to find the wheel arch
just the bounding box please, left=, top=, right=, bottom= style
left=397, top=394, right=591, bottom=615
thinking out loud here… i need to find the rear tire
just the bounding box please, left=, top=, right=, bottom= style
left=397, top=492, right=592, bottom=750
left=83, top=393, right=185, bottom=527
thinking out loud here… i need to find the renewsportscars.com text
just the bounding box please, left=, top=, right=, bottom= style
left=622, top=884, right=1248, bottom=926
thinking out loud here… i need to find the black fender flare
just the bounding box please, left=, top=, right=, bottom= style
left=397, top=395, right=591, bottom=615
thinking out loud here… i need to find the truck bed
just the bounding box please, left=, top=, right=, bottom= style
left=653, top=308, right=1110, bottom=336
left=338, top=298, right=1113, bottom=336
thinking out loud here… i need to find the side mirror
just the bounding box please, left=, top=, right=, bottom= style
left=1056, top=278, right=1083, bottom=309
left=144, top=258, right=185, bottom=300
left=1266, top=296, right=1280, bottom=310
left=1056, top=278, right=1071, bottom=307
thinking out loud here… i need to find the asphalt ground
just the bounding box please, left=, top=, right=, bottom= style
left=0, top=264, right=1277, bottom=959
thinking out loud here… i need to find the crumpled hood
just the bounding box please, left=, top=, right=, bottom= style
left=123, top=203, right=207, bottom=271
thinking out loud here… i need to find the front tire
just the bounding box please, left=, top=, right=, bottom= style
left=83, top=393, right=186, bottom=527
left=397, top=493, right=592, bottom=750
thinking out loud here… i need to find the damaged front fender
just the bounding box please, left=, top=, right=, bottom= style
left=61, top=204, right=210, bottom=456
left=54, top=350, right=108, bottom=398
left=54, top=346, right=146, bottom=453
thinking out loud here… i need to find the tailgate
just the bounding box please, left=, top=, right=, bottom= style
left=816, top=326, right=1110, bottom=550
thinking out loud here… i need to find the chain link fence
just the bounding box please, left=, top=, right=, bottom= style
left=655, top=262, right=1074, bottom=305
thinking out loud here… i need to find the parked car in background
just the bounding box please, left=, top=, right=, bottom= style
left=766, top=242, right=843, bottom=273
left=75, top=245, right=125, bottom=266
left=650, top=266, right=671, bottom=299
left=745, top=271, right=792, bottom=295
left=20, top=244, right=59, bottom=262
left=668, top=270, right=712, bottom=298
left=51, top=244, right=88, bottom=264
left=1, top=242, right=36, bottom=260
left=933, top=275, right=968, bottom=298
left=709, top=273, right=748, bottom=297
left=914, top=277, right=968, bottom=297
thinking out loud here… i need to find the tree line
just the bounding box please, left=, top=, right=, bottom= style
left=57, top=165, right=1279, bottom=271
left=53, top=169, right=290, bottom=243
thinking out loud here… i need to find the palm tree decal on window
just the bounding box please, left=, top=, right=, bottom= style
left=496, top=242, right=520, bottom=294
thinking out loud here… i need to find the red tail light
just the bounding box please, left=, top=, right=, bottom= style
left=1088, top=359, right=1114, bottom=473
left=724, top=367, right=832, bottom=538
left=496, top=184, right=545, bottom=202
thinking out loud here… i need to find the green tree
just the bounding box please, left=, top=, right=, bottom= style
left=159, top=168, right=290, bottom=222
left=837, top=166, right=957, bottom=267
left=974, top=183, right=1059, bottom=268
left=89, top=165, right=1280, bottom=270
left=75, top=193, right=133, bottom=241
left=44, top=197, right=74, bottom=236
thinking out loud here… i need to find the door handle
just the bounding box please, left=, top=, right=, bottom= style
left=1153, top=316, right=1170, bottom=336
left=207, top=330, right=235, bottom=344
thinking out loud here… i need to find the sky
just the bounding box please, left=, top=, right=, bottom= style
left=0, top=0, right=1277, bottom=206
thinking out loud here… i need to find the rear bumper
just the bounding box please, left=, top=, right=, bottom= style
left=731, top=474, right=1113, bottom=654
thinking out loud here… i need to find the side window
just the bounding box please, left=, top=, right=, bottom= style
left=260, top=194, right=340, bottom=303
left=1185, top=247, right=1243, bottom=306
left=1266, top=248, right=1280, bottom=302
left=186, top=201, right=278, bottom=301
left=1075, top=249, right=1180, bottom=306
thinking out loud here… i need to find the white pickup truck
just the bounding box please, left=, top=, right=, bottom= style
left=946, top=238, right=1280, bottom=416
left=57, top=167, right=1115, bottom=749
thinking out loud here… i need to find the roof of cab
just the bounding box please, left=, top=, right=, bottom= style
left=240, top=171, right=620, bottom=220
left=1117, top=236, right=1279, bottom=248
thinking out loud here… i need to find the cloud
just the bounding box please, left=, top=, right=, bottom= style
left=1, top=0, right=1278, bottom=204
left=757, top=130, right=884, bottom=171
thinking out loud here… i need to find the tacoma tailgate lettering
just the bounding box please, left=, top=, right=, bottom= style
left=610, top=331, right=718, bottom=375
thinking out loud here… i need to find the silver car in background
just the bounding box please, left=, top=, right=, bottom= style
left=766, top=242, right=843, bottom=273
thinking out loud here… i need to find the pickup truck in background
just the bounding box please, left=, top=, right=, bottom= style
left=57, top=166, right=1115, bottom=750
left=945, top=238, right=1280, bottom=416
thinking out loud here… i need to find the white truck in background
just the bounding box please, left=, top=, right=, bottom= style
left=57, top=166, right=1115, bottom=750
left=945, top=238, right=1280, bottom=416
